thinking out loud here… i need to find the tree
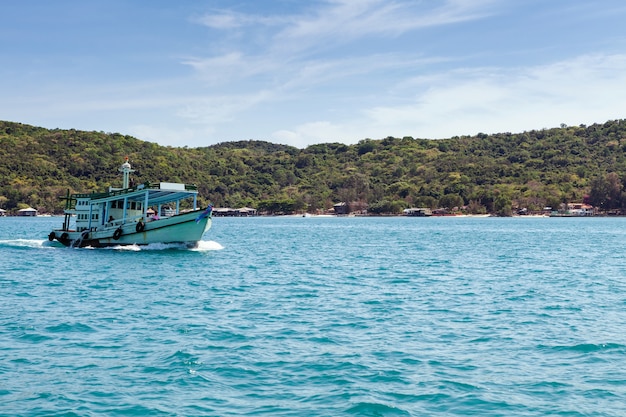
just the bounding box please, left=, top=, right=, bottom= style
left=367, top=200, right=404, bottom=214
left=4, top=119, right=626, bottom=215
left=413, top=196, right=437, bottom=209
left=438, top=194, right=464, bottom=210
left=493, top=194, right=512, bottom=216
left=589, top=172, right=623, bottom=210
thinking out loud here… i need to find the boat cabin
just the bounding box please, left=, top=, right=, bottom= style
left=70, top=182, right=199, bottom=233
left=63, top=158, right=200, bottom=233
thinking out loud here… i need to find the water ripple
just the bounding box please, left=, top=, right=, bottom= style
left=2, top=216, right=626, bottom=416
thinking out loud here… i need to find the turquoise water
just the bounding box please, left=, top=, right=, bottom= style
left=1, top=215, right=626, bottom=416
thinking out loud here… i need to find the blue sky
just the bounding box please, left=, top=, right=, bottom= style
left=2, top=0, right=626, bottom=148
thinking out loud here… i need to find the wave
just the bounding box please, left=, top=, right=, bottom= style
left=45, top=322, right=96, bottom=333
left=346, top=401, right=411, bottom=416
left=539, top=343, right=626, bottom=353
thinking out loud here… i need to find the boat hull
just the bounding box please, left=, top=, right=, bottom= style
left=50, top=211, right=212, bottom=248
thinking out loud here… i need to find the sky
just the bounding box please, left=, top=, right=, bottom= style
left=2, top=0, right=626, bottom=149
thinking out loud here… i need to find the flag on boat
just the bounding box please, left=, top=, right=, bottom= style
left=195, top=204, right=213, bottom=223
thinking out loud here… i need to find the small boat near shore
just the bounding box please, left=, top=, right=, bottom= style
left=48, top=158, right=212, bottom=248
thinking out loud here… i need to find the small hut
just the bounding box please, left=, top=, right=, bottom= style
left=333, top=202, right=349, bottom=215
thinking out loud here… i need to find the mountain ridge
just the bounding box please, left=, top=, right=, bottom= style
left=1, top=119, right=625, bottom=215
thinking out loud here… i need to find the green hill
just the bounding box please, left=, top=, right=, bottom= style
left=1, top=119, right=626, bottom=215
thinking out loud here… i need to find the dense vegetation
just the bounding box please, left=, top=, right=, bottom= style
left=1, top=119, right=626, bottom=215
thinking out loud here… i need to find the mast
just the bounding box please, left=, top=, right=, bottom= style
left=119, top=157, right=135, bottom=189
left=61, top=188, right=74, bottom=231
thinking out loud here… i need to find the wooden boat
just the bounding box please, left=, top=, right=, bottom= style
left=48, top=158, right=212, bottom=248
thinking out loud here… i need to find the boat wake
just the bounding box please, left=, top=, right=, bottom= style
left=191, top=240, right=224, bottom=251
left=103, top=240, right=224, bottom=252
left=0, top=239, right=223, bottom=251
left=0, top=239, right=58, bottom=249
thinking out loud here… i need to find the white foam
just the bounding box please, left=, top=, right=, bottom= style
left=109, top=241, right=223, bottom=251
left=1, top=238, right=224, bottom=252
left=191, top=240, right=224, bottom=251
left=1, top=239, right=55, bottom=249
left=110, top=244, right=142, bottom=251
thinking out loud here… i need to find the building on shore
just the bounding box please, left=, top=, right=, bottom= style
left=17, top=207, right=38, bottom=216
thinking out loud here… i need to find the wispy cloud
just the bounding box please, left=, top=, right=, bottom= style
left=195, top=9, right=287, bottom=30
left=275, top=0, right=496, bottom=45
left=6, top=0, right=622, bottom=149
left=176, top=90, right=275, bottom=125
left=192, top=0, right=496, bottom=60
left=181, top=0, right=496, bottom=137
left=198, top=0, right=497, bottom=40
left=268, top=53, right=626, bottom=145
left=363, top=53, right=626, bottom=137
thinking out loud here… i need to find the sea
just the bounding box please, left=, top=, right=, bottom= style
left=1, top=215, right=626, bottom=416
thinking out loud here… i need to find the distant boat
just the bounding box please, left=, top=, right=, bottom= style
left=403, top=208, right=432, bottom=217
left=48, top=157, right=212, bottom=248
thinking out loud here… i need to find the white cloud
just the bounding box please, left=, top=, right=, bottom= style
left=5, top=1, right=625, bottom=150
left=275, top=0, right=496, bottom=47
left=127, top=124, right=209, bottom=147
left=264, top=53, right=626, bottom=147
left=360, top=53, right=626, bottom=139
left=175, top=0, right=503, bottom=147
left=175, top=90, right=275, bottom=126
left=195, top=9, right=287, bottom=30
left=196, top=12, right=246, bottom=29
left=192, top=0, right=496, bottom=62
left=273, top=121, right=354, bottom=148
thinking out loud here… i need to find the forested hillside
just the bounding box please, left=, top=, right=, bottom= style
left=1, top=119, right=626, bottom=215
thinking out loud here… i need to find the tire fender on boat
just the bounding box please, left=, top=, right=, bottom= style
left=113, top=227, right=123, bottom=240
left=136, top=221, right=145, bottom=233
left=81, top=230, right=90, bottom=240
left=48, top=232, right=56, bottom=241
left=61, top=232, right=69, bottom=241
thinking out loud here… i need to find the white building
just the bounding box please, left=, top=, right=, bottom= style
left=17, top=207, right=38, bottom=216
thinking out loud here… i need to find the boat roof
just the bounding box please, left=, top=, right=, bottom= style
left=74, top=182, right=198, bottom=206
